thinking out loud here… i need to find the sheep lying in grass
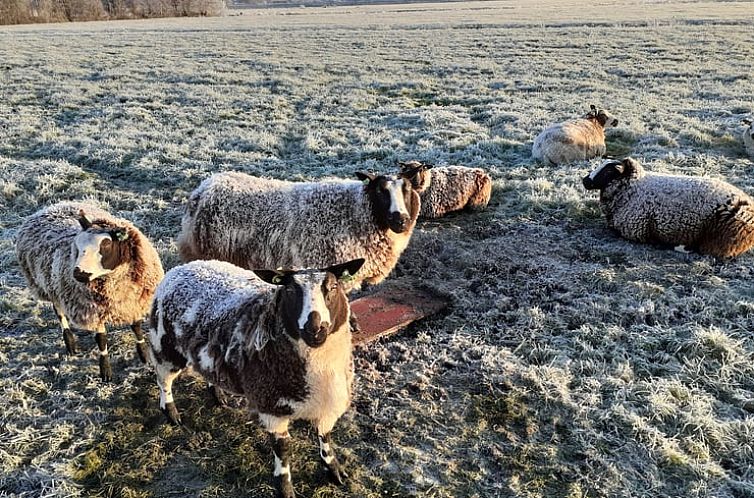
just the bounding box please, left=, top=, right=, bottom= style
left=583, top=157, right=754, bottom=258
left=16, top=202, right=164, bottom=381
left=743, top=119, right=754, bottom=158
left=533, top=105, right=619, bottom=165
left=398, top=160, right=492, bottom=218
left=148, top=258, right=365, bottom=498
left=177, top=171, right=420, bottom=290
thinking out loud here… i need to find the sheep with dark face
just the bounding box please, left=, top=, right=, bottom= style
left=15, top=202, right=164, bottom=381
left=533, top=105, right=619, bottom=165
left=148, top=258, right=365, bottom=498
left=398, top=160, right=492, bottom=218
left=583, top=157, right=754, bottom=258
left=176, top=171, right=420, bottom=290
left=743, top=119, right=754, bottom=158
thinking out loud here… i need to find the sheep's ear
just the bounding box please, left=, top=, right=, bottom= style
left=324, top=258, right=365, bottom=281
left=618, top=157, right=639, bottom=174
left=590, top=104, right=597, bottom=111
left=355, top=172, right=376, bottom=184
left=78, top=210, right=93, bottom=230
left=254, top=269, right=295, bottom=285
left=111, top=227, right=129, bottom=242
left=422, top=162, right=433, bottom=170
left=397, top=161, right=411, bottom=171
left=744, top=119, right=753, bottom=126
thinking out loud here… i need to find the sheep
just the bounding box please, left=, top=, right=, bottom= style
left=743, top=119, right=754, bottom=158
left=176, top=171, right=420, bottom=290
left=582, top=157, right=754, bottom=258
left=398, top=160, right=492, bottom=218
left=533, top=105, right=619, bottom=165
left=148, top=257, right=366, bottom=498
left=15, top=201, right=164, bottom=381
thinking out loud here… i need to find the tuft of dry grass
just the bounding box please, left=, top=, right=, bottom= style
left=1, top=1, right=754, bottom=497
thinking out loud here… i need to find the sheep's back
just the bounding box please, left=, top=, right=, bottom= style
left=607, top=175, right=746, bottom=244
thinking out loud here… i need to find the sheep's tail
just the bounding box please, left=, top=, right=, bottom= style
left=699, top=199, right=754, bottom=259
left=468, top=172, right=492, bottom=210
left=176, top=195, right=201, bottom=263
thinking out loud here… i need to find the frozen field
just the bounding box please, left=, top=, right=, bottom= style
left=2, top=1, right=754, bottom=496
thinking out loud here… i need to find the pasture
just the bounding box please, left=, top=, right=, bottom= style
left=2, top=1, right=754, bottom=496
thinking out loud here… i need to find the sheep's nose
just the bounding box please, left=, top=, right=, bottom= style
left=73, top=268, right=92, bottom=282
left=390, top=213, right=409, bottom=232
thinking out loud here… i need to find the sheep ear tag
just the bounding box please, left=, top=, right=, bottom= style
left=113, top=229, right=129, bottom=242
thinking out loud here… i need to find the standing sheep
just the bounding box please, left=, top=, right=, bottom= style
left=582, top=157, right=754, bottom=258
left=398, top=160, right=492, bottom=218
left=533, top=105, right=619, bottom=165
left=743, top=119, right=754, bottom=158
left=148, top=258, right=365, bottom=498
left=15, top=202, right=164, bottom=381
left=176, top=171, right=420, bottom=289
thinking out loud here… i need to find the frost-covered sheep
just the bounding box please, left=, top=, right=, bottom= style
left=16, top=202, right=164, bottom=381
left=743, top=119, right=754, bottom=158
left=533, top=105, right=619, bottom=165
left=398, top=160, right=492, bottom=218
left=149, top=258, right=365, bottom=498
left=583, top=157, right=754, bottom=258
left=177, top=171, right=420, bottom=289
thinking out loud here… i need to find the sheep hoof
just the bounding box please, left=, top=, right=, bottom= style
left=674, top=245, right=691, bottom=254
left=276, top=477, right=295, bottom=498
left=135, top=342, right=148, bottom=364
left=63, top=329, right=78, bottom=355
left=162, top=402, right=182, bottom=426
left=99, top=356, right=113, bottom=382
left=326, top=464, right=347, bottom=486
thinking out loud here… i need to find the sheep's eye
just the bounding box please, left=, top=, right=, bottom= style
left=100, top=239, right=112, bottom=250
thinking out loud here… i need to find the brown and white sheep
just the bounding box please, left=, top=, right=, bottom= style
left=148, top=258, right=365, bottom=498
left=583, top=157, right=754, bottom=258
left=398, top=160, right=491, bottom=218
left=16, top=201, right=164, bottom=381
left=533, top=105, right=619, bottom=165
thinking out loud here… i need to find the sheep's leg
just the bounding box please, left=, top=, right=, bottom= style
left=95, top=328, right=112, bottom=382
left=349, top=312, right=361, bottom=333
left=261, top=415, right=294, bottom=498
left=130, top=320, right=148, bottom=364
left=53, top=303, right=77, bottom=355
left=318, top=431, right=347, bottom=485
left=207, top=383, right=227, bottom=407
left=155, top=361, right=183, bottom=425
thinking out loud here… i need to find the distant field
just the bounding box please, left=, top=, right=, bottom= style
left=2, top=1, right=754, bottom=497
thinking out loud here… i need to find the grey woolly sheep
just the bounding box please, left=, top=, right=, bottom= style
left=398, top=160, right=492, bottom=218
left=176, top=171, right=420, bottom=290
left=148, top=257, right=365, bottom=498
left=16, top=201, right=164, bottom=381
left=583, top=157, right=754, bottom=258
left=533, top=105, right=619, bottom=165
left=743, top=119, right=754, bottom=158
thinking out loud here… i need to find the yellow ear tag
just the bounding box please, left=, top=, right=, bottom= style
left=340, top=270, right=356, bottom=282
left=272, top=275, right=283, bottom=284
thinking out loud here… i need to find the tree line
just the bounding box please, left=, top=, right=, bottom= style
left=1, top=0, right=225, bottom=25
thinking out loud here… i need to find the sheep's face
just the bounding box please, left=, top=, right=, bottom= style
left=356, top=172, right=418, bottom=233
left=586, top=106, right=619, bottom=128
left=398, top=161, right=433, bottom=194
left=255, top=258, right=365, bottom=348
left=582, top=158, right=635, bottom=190
left=72, top=212, right=131, bottom=283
